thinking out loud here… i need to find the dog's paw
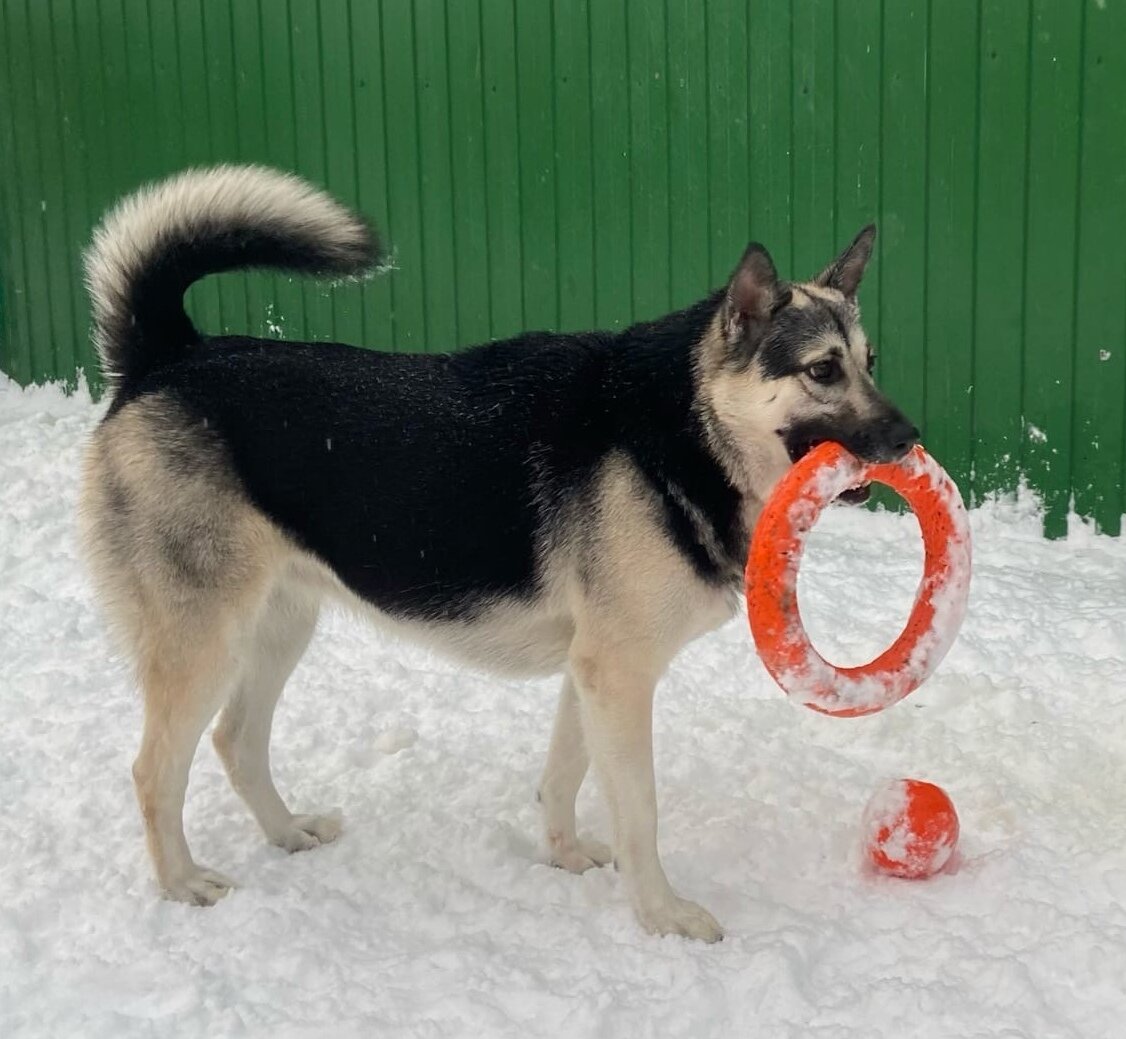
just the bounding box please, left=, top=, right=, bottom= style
left=548, top=833, right=612, bottom=874
left=636, top=895, right=724, bottom=943
left=162, top=866, right=236, bottom=907
left=269, top=810, right=343, bottom=853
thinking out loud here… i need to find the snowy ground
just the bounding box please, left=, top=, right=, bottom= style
left=2, top=376, right=1126, bottom=1038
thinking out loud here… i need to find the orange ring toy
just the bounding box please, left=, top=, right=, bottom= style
left=746, top=442, right=971, bottom=718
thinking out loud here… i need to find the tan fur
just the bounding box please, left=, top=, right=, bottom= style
left=548, top=456, right=735, bottom=939
left=80, top=396, right=333, bottom=903
left=695, top=311, right=798, bottom=515
left=793, top=282, right=841, bottom=306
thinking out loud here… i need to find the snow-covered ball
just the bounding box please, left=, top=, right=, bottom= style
left=862, top=779, right=959, bottom=879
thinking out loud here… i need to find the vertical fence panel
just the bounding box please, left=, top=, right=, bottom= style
left=878, top=0, right=929, bottom=437
left=1022, top=0, right=1084, bottom=537
left=588, top=0, right=630, bottom=331
left=382, top=0, right=428, bottom=350
left=289, top=1, right=334, bottom=339
left=0, top=0, right=33, bottom=386
left=71, top=0, right=118, bottom=376
left=411, top=0, right=458, bottom=348
left=259, top=0, right=308, bottom=345
left=1071, top=0, right=1126, bottom=535
left=513, top=1, right=557, bottom=333
left=972, top=0, right=1031, bottom=505
left=445, top=0, right=490, bottom=346
left=229, top=0, right=274, bottom=340
left=665, top=0, right=708, bottom=311
left=627, top=0, right=670, bottom=321
left=747, top=0, right=794, bottom=277
left=705, top=0, right=749, bottom=285
left=923, top=0, right=978, bottom=489
left=7, top=0, right=55, bottom=383
left=554, top=0, right=597, bottom=331
left=481, top=0, right=524, bottom=340
left=318, top=0, right=364, bottom=346
left=790, top=0, right=835, bottom=281
left=348, top=0, right=393, bottom=350
left=149, top=0, right=188, bottom=171
left=202, top=0, right=243, bottom=335
left=833, top=0, right=882, bottom=348
left=3, top=0, right=1126, bottom=534
left=41, top=0, right=85, bottom=385
left=177, top=0, right=224, bottom=336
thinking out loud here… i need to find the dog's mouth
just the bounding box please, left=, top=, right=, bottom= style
left=785, top=435, right=823, bottom=466
left=783, top=435, right=871, bottom=506
left=836, top=484, right=872, bottom=505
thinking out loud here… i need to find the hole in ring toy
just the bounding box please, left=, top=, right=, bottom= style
left=746, top=442, right=972, bottom=718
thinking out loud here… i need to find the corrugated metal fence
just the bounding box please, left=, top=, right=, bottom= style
left=1, top=1, right=1125, bottom=535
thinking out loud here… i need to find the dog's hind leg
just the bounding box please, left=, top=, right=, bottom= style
left=213, top=583, right=340, bottom=852
left=132, top=626, right=241, bottom=906
left=538, top=674, right=612, bottom=873
left=81, top=396, right=304, bottom=903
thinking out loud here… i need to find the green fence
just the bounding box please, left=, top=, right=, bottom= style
left=1, top=1, right=1125, bottom=535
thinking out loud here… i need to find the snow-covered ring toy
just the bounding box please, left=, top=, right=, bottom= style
left=746, top=442, right=972, bottom=718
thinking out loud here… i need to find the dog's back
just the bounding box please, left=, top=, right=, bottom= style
left=109, top=330, right=614, bottom=621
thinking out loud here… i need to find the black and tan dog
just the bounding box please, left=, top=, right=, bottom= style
left=80, top=166, right=917, bottom=940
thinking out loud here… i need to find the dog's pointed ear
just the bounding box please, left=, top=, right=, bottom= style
left=816, top=224, right=876, bottom=297
left=722, top=243, right=786, bottom=350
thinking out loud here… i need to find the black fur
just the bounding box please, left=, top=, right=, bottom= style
left=756, top=298, right=856, bottom=379
left=90, top=192, right=378, bottom=390
left=112, top=296, right=744, bottom=621
left=124, top=226, right=378, bottom=383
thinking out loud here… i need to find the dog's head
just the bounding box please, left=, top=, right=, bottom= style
left=697, top=225, right=919, bottom=505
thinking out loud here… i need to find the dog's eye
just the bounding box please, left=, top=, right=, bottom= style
left=867, top=351, right=877, bottom=374
left=806, top=360, right=840, bottom=384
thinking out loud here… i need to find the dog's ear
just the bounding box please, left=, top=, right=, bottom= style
left=815, top=224, right=876, bottom=297
left=723, top=243, right=786, bottom=351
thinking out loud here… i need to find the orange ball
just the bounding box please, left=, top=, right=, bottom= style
left=862, top=779, right=959, bottom=879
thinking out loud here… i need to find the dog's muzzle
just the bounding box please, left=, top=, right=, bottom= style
left=781, top=414, right=920, bottom=505
left=848, top=416, right=921, bottom=464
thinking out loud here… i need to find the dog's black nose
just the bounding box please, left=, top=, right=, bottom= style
left=886, top=418, right=921, bottom=459
left=855, top=415, right=920, bottom=462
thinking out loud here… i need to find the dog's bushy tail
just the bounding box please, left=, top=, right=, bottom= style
left=84, top=164, right=380, bottom=390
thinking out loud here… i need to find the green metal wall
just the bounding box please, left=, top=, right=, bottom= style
left=1, top=1, right=1125, bottom=535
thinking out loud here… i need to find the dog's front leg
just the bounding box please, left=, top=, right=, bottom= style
left=570, top=648, right=723, bottom=942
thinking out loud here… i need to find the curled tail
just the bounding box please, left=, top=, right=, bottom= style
left=84, top=164, right=380, bottom=390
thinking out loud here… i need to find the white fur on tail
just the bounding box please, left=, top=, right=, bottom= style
left=84, top=165, right=378, bottom=388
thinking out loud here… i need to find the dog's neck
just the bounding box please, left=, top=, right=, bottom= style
left=605, top=296, right=751, bottom=583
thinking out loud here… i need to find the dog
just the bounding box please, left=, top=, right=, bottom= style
left=79, top=165, right=917, bottom=941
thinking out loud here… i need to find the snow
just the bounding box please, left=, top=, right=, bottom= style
left=861, top=780, right=916, bottom=863
left=3, top=376, right=1126, bottom=1037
